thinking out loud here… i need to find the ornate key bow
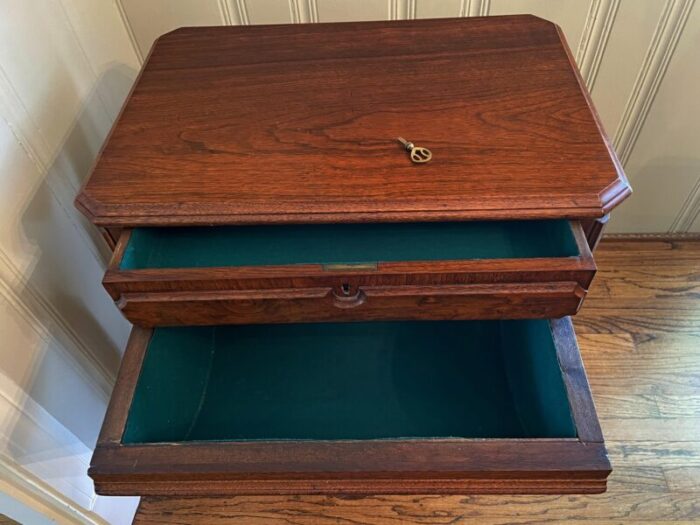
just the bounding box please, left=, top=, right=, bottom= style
left=397, top=137, right=432, bottom=164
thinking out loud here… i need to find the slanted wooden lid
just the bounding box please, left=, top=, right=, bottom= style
left=76, top=16, right=630, bottom=227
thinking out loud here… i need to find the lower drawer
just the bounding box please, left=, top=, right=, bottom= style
left=90, top=317, right=610, bottom=495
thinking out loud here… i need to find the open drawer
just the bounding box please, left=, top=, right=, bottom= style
left=90, top=317, right=610, bottom=495
left=103, top=220, right=595, bottom=326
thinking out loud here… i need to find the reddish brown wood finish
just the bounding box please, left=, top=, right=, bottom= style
left=582, top=214, right=610, bottom=252
left=103, top=222, right=595, bottom=326
left=76, top=16, right=630, bottom=228
left=89, top=317, right=610, bottom=496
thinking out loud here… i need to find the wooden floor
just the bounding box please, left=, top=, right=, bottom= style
left=135, top=239, right=700, bottom=524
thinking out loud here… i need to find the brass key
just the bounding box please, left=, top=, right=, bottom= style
left=397, top=137, right=432, bottom=164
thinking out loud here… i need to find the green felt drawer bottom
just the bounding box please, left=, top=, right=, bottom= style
left=123, top=319, right=576, bottom=444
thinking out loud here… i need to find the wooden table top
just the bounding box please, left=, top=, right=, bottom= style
left=77, top=16, right=629, bottom=227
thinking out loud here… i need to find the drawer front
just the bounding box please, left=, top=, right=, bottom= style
left=117, top=283, right=586, bottom=327
left=90, top=317, right=610, bottom=495
left=104, top=220, right=595, bottom=325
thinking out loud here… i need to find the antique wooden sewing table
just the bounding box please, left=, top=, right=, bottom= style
left=77, top=15, right=631, bottom=496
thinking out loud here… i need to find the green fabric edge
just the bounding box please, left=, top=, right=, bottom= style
left=120, top=220, right=579, bottom=269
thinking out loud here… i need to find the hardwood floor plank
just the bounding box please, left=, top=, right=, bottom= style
left=664, top=467, right=700, bottom=492
left=135, top=492, right=700, bottom=524
left=601, top=418, right=700, bottom=441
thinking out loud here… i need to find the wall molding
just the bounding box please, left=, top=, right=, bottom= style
left=407, top=0, right=416, bottom=19
left=0, top=367, right=106, bottom=524
left=389, top=0, right=416, bottom=20
left=670, top=177, right=700, bottom=232
left=0, top=370, right=138, bottom=523
left=307, top=0, right=319, bottom=22
left=464, top=0, right=490, bottom=17
left=0, top=48, right=122, bottom=400
left=576, top=0, right=620, bottom=89
left=289, top=0, right=302, bottom=23
left=0, top=250, right=114, bottom=400
left=290, top=0, right=316, bottom=23
left=114, top=0, right=143, bottom=64
left=226, top=0, right=250, bottom=25
left=0, top=455, right=106, bottom=525
left=0, top=97, right=117, bottom=400
left=612, top=0, right=695, bottom=166
left=219, top=0, right=234, bottom=25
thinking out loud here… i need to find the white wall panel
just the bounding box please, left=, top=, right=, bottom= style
left=60, top=0, right=141, bottom=117
left=489, top=0, right=591, bottom=50
left=608, top=1, right=700, bottom=233
left=691, top=209, right=700, bottom=232
left=247, top=0, right=294, bottom=24
left=120, top=0, right=225, bottom=57
left=0, top=0, right=139, bottom=522
left=317, top=0, right=388, bottom=22
left=416, top=0, right=461, bottom=18
left=590, top=0, right=665, bottom=135
left=0, top=0, right=111, bottom=187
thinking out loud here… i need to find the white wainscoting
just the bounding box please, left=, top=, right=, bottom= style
left=0, top=0, right=139, bottom=522
left=0, top=0, right=698, bottom=523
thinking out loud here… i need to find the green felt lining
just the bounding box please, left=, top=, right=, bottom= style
left=123, top=320, right=577, bottom=443
left=120, top=220, right=579, bottom=269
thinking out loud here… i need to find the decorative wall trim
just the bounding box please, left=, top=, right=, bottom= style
left=612, top=0, right=695, bottom=165
left=459, top=0, right=468, bottom=17
left=0, top=366, right=113, bottom=524
left=389, top=0, right=399, bottom=20
left=306, top=0, right=319, bottom=22
left=289, top=0, right=302, bottom=23
left=466, top=0, right=491, bottom=17
left=670, top=177, right=700, bottom=232
left=290, top=0, right=317, bottom=23
left=407, top=0, right=416, bottom=19
left=0, top=373, right=93, bottom=507
left=0, top=250, right=114, bottom=400
left=114, top=0, right=143, bottom=64
left=227, top=0, right=250, bottom=25
left=219, top=0, right=234, bottom=25
left=389, top=0, right=416, bottom=20
left=0, top=455, right=106, bottom=525
left=0, top=77, right=118, bottom=400
left=576, top=0, right=620, bottom=89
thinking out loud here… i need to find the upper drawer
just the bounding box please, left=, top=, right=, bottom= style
left=104, top=220, right=595, bottom=326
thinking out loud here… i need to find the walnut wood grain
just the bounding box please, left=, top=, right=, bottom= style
left=116, top=283, right=587, bottom=327
left=89, top=319, right=609, bottom=496
left=133, top=239, right=700, bottom=524
left=582, top=214, right=610, bottom=251
left=96, top=326, right=151, bottom=445
left=75, top=16, right=630, bottom=227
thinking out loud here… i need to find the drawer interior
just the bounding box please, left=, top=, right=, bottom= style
left=119, top=220, right=580, bottom=270
left=123, top=319, right=577, bottom=444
